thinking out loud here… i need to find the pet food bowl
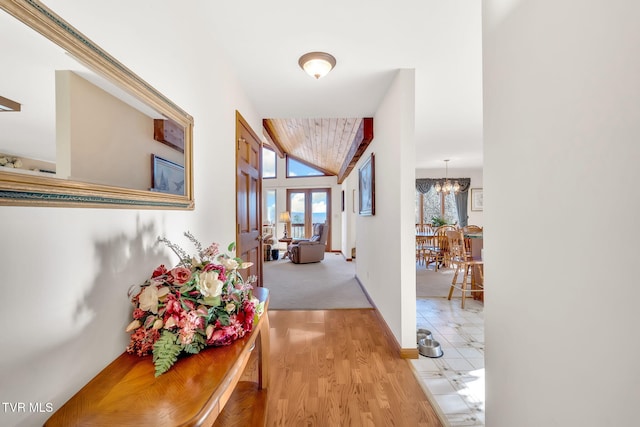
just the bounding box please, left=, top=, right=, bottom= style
left=417, top=328, right=433, bottom=343
left=418, top=338, right=443, bottom=358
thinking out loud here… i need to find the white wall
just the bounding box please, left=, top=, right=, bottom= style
left=341, top=179, right=358, bottom=260
left=0, top=3, right=262, bottom=426
left=484, top=0, right=640, bottom=425
left=355, top=69, right=416, bottom=349
left=415, top=167, right=484, bottom=226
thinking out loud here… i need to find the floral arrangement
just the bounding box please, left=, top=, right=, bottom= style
left=0, top=154, right=23, bottom=169
left=125, top=232, right=263, bottom=376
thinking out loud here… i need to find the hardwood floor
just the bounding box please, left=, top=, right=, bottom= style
left=240, top=309, right=442, bottom=427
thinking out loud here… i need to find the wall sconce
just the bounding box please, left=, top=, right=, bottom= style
left=298, top=52, right=336, bottom=79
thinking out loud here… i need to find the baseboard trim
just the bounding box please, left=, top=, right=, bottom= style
left=354, top=275, right=418, bottom=359
left=336, top=250, right=353, bottom=262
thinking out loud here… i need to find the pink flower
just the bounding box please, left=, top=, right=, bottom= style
left=126, top=327, right=160, bottom=357
left=207, top=325, right=238, bottom=346
left=202, top=243, right=220, bottom=259
left=171, top=266, right=192, bottom=284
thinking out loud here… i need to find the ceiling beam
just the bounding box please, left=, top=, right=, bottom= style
left=337, top=117, right=373, bottom=184
left=262, top=119, right=285, bottom=158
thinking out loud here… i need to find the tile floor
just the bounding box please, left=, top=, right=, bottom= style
left=411, top=297, right=485, bottom=426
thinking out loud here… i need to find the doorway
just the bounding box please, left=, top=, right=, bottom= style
left=286, top=188, right=331, bottom=249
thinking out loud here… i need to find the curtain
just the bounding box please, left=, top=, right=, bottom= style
left=415, top=178, right=437, bottom=194
left=416, top=178, right=472, bottom=226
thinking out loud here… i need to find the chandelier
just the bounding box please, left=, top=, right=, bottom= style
left=434, top=160, right=460, bottom=195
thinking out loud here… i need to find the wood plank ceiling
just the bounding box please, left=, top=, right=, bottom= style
left=263, top=117, right=373, bottom=184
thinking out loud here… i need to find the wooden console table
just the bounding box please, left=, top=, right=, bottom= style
left=45, top=287, right=270, bottom=427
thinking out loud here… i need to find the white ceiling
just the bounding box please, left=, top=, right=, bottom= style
left=203, top=0, right=484, bottom=170
left=42, top=0, right=484, bottom=171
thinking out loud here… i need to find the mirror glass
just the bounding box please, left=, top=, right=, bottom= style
left=0, top=1, right=194, bottom=209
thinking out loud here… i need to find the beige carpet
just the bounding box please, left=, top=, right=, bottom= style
left=416, top=263, right=459, bottom=298
left=263, top=253, right=373, bottom=310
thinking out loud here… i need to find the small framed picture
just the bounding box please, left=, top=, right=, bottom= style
left=471, top=188, right=483, bottom=211
left=151, top=154, right=185, bottom=195
left=358, top=153, right=375, bottom=216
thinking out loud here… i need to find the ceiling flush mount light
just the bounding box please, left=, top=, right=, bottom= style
left=434, top=159, right=460, bottom=195
left=0, top=95, right=21, bottom=112
left=298, top=51, right=336, bottom=79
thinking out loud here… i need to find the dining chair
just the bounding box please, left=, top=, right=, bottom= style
left=416, top=223, right=434, bottom=234
left=424, top=225, right=456, bottom=271
left=446, top=229, right=484, bottom=309
left=462, top=225, right=483, bottom=257
left=462, top=225, right=483, bottom=233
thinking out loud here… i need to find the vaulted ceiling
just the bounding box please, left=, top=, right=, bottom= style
left=263, top=118, right=373, bottom=183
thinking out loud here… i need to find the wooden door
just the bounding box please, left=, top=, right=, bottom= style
left=236, top=111, right=263, bottom=286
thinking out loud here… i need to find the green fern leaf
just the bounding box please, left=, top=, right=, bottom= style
left=183, top=333, right=205, bottom=354
left=152, top=330, right=181, bottom=377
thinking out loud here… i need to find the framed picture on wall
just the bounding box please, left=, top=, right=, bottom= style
left=358, top=153, right=375, bottom=216
left=471, top=188, right=483, bottom=211
left=151, top=154, right=185, bottom=195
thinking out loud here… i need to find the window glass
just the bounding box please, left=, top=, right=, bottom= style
left=262, top=147, right=276, bottom=178
left=286, top=157, right=325, bottom=177
left=312, top=192, right=328, bottom=224
left=289, top=192, right=306, bottom=239
left=417, top=187, right=460, bottom=225
left=421, top=187, right=442, bottom=224
left=264, top=189, right=276, bottom=225
left=443, top=192, right=459, bottom=225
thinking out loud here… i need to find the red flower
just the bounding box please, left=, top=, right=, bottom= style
left=241, top=300, right=256, bottom=333
left=132, top=308, right=146, bottom=320
left=203, top=263, right=226, bottom=282
left=207, top=325, right=238, bottom=346
left=170, top=266, right=192, bottom=284
left=152, top=265, right=169, bottom=278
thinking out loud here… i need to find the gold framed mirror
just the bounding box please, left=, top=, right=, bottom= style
left=0, top=0, right=194, bottom=209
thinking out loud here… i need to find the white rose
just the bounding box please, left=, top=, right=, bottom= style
left=138, top=286, right=159, bottom=314
left=220, top=257, right=239, bottom=271
left=199, top=270, right=223, bottom=298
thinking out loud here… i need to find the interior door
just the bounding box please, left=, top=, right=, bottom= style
left=236, top=111, right=263, bottom=286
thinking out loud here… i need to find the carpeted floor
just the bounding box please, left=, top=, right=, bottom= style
left=262, top=253, right=373, bottom=310
left=415, top=263, right=459, bottom=298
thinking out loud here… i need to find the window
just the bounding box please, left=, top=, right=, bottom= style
left=286, top=156, right=326, bottom=178
left=264, top=189, right=276, bottom=226
left=286, top=188, right=330, bottom=242
left=262, top=147, right=276, bottom=179
left=416, top=187, right=459, bottom=225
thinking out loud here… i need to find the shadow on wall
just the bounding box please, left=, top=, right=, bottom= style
left=5, top=216, right=175, bottom=427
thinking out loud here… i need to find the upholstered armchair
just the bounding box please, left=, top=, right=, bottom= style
left=287, top=223, right=329, bottom=264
